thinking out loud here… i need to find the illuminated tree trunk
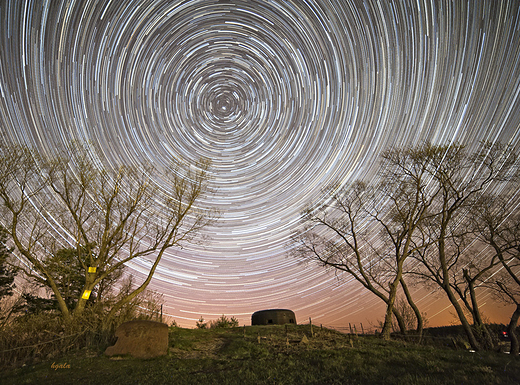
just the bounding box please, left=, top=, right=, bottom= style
left=439, top=236, right=480, bottom=351
left=507, top=304, right=520, bottom=356
left=464, top=269, right=494, bottom=350
left=401, top=277, right=423, bottom=337
left=381, top=275, right=405, bottom=339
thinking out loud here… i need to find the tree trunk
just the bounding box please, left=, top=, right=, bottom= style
left=392, top=306, right=408, bottom=334
left=400, top=277, right=423, bottom=338
left=464, top=270, right=494, bottom=350
left=463, top=269, right=495, bottom=350
left=443, top=282, right=480, bottom=351
left=381, top=278, right=401, bottom=339
left=438, top=223, right=480, bottom=351
left=381, top=309, right=393, bottom=340
left=73, top=272, right=97, bottom=318
left=507, top=303, right=520, bottom=356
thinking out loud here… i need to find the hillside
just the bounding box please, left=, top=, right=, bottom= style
left=2, top=324, right=519, bottom=384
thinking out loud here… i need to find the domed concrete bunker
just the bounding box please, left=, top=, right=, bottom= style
left=251, top=309, right=296, bottom=325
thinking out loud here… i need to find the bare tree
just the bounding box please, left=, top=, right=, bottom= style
left=0, top=142, right=217, bottom=326
left=411, top=142, right=518, bottom=351
left=293, top=142, right=518, bottom=347
left=292, top=181, right=410, bottom=339
left=411, top=229, right=498, bottom=349
left=471, top=193, right=520, bottom=355
left=292, top=143, right=444, bottom=340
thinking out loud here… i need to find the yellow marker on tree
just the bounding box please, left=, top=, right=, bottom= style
left=82, top=290, right=91, bottom=299
left=88, top=267, right=96, bottom=273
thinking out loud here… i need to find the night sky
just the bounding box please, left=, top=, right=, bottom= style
left=1, top=0, right=520, bottom=328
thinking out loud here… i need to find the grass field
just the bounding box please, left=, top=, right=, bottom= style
left=1, top=324, right=519, bottom=384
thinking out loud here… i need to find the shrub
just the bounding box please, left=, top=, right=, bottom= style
left=0, top=282, right=164, bottom=370
left=209, top=315, right=239, bottom=329
left=196, top=316, right=207, bottom=329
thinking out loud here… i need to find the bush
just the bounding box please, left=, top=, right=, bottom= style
left=0, top=284, right=165, bottom=370
left=209, top=315, right=239, bottom=329
left=0, top=311, right=113, bottom=370
left=196, top=316, right=207, bottom=329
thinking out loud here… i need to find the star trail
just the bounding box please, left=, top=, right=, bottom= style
left=1, top=0, right=520, bottom=327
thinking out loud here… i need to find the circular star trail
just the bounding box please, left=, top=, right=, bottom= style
left=1, top=0, right=520, bottom=327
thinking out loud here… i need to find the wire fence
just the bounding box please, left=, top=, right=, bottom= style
left=297, top=318, right=507, bottom=351
left=300, top=318, right=378, bottom=336
left=0, top=325, right=115, bottom=370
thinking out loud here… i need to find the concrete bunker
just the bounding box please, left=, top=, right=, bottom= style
left=251, top=309, right=296, bottom=325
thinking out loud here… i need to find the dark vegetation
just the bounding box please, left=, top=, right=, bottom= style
left=196, top=314, right=240, bottom=329
left=0, top=293, right=164, bottom=370
left=292, top=141, right=520, bottom=352
left=1, top=324, right=519, bottom=385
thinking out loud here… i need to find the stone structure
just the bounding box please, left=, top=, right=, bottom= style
left=104, top=320, right=168, bottom=359
left=251, top=309, right=296, bottom=325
